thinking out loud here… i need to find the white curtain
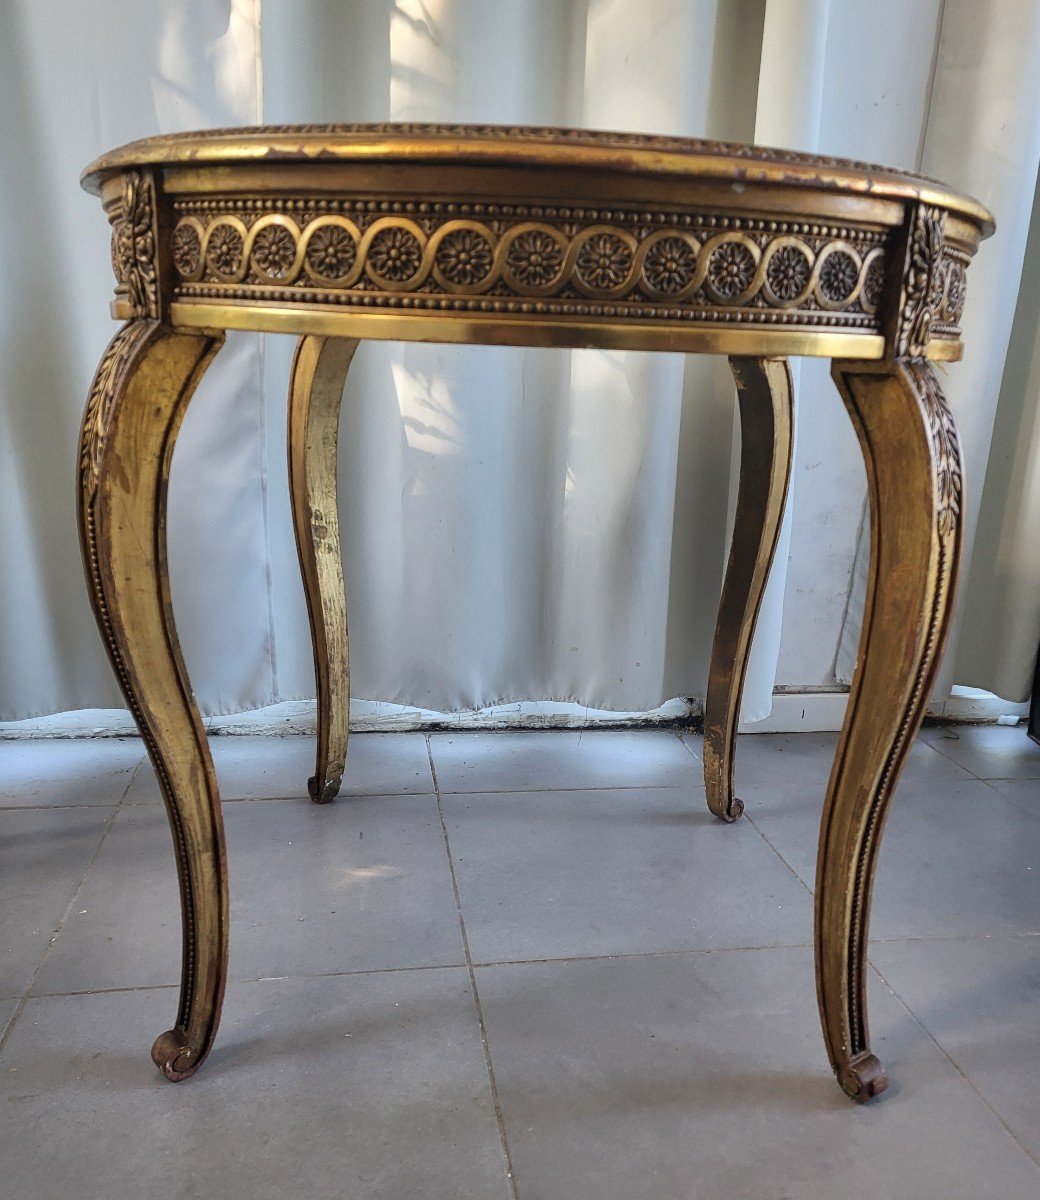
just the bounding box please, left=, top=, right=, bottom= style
left=835, top=0, right=1040, bottom=702
left=955, top=162, right=1040, bottom=702
left=1, top=0, right=1038, bottom=723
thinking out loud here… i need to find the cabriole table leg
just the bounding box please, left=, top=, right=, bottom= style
left=287, top=336, right=359, bottom=804
left=816, top=359, right=964, bottom=1100
left=78, top=319, right=228, bottom=1081
left=703, top=356, right=794, bottom=822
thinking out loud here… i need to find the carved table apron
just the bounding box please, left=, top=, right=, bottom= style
left=79, top=124, right=994, bottom=1100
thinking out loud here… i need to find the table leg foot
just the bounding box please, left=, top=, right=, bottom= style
left=703, top=357, right=794, bottom=822
left=308, top=774, right=342, bottom=805
left=152, top=1028, right=205, bottom=1081
left=79, top=320, right=228, bottom=1081
left=839, top=1052, right=889, bottom=1102
left=288, top=336, right=359, bottom=805
left=816, top=359, right=963, bottom=1101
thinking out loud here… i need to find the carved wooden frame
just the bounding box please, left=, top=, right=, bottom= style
left=78, top=124, right=992, bottom=1099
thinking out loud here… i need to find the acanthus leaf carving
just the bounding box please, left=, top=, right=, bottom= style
left=80, top=321, right=151, bottom=503
left=919, top=365, right=962, bottom=540
left=109, top=172, right=160, bottom=318
left=895, top=205, right=946, bottom=358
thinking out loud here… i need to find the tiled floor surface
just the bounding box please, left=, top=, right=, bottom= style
left=2, top=723, right=1040, bottom=1198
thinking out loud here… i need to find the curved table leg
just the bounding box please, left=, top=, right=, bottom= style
left=288, top=335, right=359, bottom=804
left=817, top=359, right=963, bottom=1101
left=78, top=320, right=227, bottom=1081
left=703, top=357, right=794, bottom=822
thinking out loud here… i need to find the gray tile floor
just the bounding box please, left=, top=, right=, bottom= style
left=1, top=723, right=1039, bottom=1198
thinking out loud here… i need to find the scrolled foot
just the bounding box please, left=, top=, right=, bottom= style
left=838, top=1052, right=889, bottom=1103
left=703, top=745, right=746, bottom=823
left=716, top=795, right=744, bottom=823
left=151, top=1029, right=204, bottom=1082
left=308, top=772, right=342, bottom=805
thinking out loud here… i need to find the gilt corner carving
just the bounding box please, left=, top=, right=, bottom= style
left=109, top=171, right=160, bottom=319
left=895, top=205, right=947, bottom=358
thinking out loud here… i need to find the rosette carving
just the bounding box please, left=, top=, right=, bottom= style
left=306, top=224, right=357, bottom=280
left=172, top=223, right=202, bottom=277
left=707, top=240, right=757, bottom=299
left=435, top=227, right=494, bottom=286
left=166, top=198, right=947, bottom=338
left=207, top=224, right=244, bottom=275
left=818, top=249, right=859, bottom=304
left=574, top=231, right=634, bottom=291
left=368, top=226, right=423, bottom=282
left=944, top=260, right=967, bottom=324
left=861, top=255, right=885, bottom=312
left=252, top=224, right=297, bottom=278
left=764, top=243, right=812, bottom=303
left=504, top=228, right=565, bottom=288
left=642, top=236, right=698, bottom=295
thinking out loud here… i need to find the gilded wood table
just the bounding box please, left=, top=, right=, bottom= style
left=79, top=124, right=993, bottom=1100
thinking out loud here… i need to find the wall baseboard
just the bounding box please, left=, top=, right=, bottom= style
left=0, top=697, right=696, bottom=739
left=929, top=685, right=1029, bottom=725
left=1, top=686, right=1025, bottom=740
left=739, top=685, right=1027, bottom=734
left=739, top=691, right=850, bottom=734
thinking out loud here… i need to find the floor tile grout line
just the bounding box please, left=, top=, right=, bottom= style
left=0, top=756, right=140, bottom=1046
left=427, top=735, right=519, bottom=1200
left=869, top=929, right=1040, bottom=944
left=191, top=789, right=441, bottom=805
left=17, top=939, right=828, bottom=1002
left=424, top=783, right=688, bottom=797
left=0, top=801, right=122, bottom=1060
left=974, top=775, right=1040, bottom=820
left=36, top=768, right=1040, bottom=811
left=0, top=751, right=150, bottom=811
left=19, top=929, right=1040, bottom=1004
left=745, top=812, right=814, bottom=895
left=917, top=729, right=1040, bottom=784
left=470, top=940, right=814, bottom=966
left=676, top=730, right=702, bottom=765
left=0, top=802, right=135, bottom=811
left=87, top=782, right=702, bottom=810
left=917, top=732, right=982, bottom=778
left=122, top=753, right=149, bottom=800
left=867, top=959, right=1040, bottom=1171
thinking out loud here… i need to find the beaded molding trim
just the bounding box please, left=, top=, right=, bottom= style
left=167, top=197, right=892, bottom=329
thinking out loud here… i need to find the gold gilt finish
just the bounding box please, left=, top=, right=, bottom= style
left=288, top=335, right=359, bottom=804
left=819, top=359, right=965, bottom=1099
left=704, top=357, right=794, bottom=823
left=78, top=124, right=993, bottom=1098
left=79, top=321, right=228, bottom=1080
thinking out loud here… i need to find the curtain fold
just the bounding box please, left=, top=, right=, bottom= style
left=955, top=164, right=1040, bottom=702
left=835, top=0, right=1040, bottom=700
left=1, top=0, right=1038, bottom=723
left=0, top=0, right=271, bottom=720
left=735, top=0, right=829, bottom=722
